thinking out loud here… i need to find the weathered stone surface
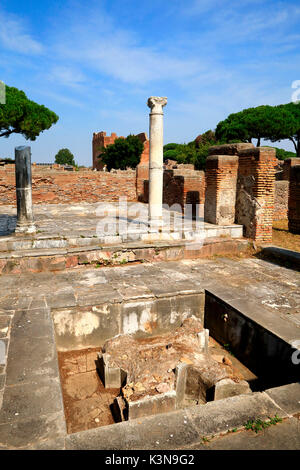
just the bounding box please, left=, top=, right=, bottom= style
left=265, top=383, right=300, bottom=416
left=198, top=417, right=300, bottom=450
left=208, top=143, right=254, bottom=156
left=6, top=327, right=58, bottom=385
left=214, top=378, right=251, bottom=400
left=0, top=377, right=63, bottom=422
left=14, top=146, right=36, bottom=234
left=128, top=391, right=176, bottom=420
left=0, top=411, right=66, bottom=449
left=187, top=391, right=287, bottom=436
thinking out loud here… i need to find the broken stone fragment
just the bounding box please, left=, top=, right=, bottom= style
left=211, top=354, right=225, bottom=363
left=197, top=329, right=209, bottom=353
left=97, top=353, right=127, bottom=388
left=180, top=357, right=194, bottom=365
left=134, top=382, right=146, bottom=392
left=223, top=356, right=232, bottom=366
left=155, top=382, right=172, bottom=394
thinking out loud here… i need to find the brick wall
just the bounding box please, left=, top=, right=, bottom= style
left=204, top=154, right=239, bottom=225
left=206, top=143, right=277, bottom=242
left=282, top=158, right=300, bottom=180
left=0, top=165, right=137, bottom=205
left=92, top=132, right=120, bottom=171
left=288, top=165, right=300, bottom=234
left=236, top=147, right=277, bottom=242
left=143, top=165, right=205, bottom=214
left=136, top=133, right=150, bottom=202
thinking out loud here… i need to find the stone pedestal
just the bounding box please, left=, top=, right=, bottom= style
left=15, top=146, right=36, bottom=234
left=288, top=165, right=300, bottom=234
left=147, top=96, right=167, bottom=224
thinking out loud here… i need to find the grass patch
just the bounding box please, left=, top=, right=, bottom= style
left=244, top=415, right=282, bottom=433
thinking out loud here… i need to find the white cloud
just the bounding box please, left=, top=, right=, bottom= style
left=47, top=66, right=87, bottom=88
left=0, top=11, right=43, bottom=55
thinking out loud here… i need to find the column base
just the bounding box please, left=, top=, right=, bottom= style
left=15, top=223, right=36, bottom=234
left=148, top=216, right=163, bottom=232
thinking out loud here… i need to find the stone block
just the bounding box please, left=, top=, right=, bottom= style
left=128, top=391, right=176, bottom=420
left=213, top=378, right=251, bottom=400
left=97, top=353, right=127, bottom=388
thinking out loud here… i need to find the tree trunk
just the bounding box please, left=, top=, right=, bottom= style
left=256, top=137, right=261, bottom=147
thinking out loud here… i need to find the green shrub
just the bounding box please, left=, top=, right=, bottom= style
left=100, top=134, right=143, bottom=171
left=55, top=148, right=75, bottom=166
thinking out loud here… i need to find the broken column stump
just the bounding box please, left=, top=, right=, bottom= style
left=15, top=146, right=36, bottom=234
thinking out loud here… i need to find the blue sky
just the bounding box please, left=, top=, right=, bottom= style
left=0, top=0, right=300, bottom=165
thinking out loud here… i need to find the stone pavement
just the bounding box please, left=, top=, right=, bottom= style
left=0, top=256, right=299, bottom=449
left=0, top=202, right=242, bottom=245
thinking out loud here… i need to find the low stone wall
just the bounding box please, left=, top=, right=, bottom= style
left=143, top=167, right=205, bottom=214
left=0, top=165, right=137, bottom=205
left=204, top=290, right=300, bottom=386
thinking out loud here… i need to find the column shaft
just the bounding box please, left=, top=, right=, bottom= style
left=15, top=146, right=36, bottom=233
left=147, top=96, right=167, bottom=223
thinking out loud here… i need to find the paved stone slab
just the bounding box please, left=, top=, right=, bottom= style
left=265, top=383, right=300, bottom=416
left=0, top=411, right=66, bottom=449
left=192, top=417, right=300, bottom=450
left=0, top=377, right=63, bottom=423
left=186, top=392, right=287, bottom=436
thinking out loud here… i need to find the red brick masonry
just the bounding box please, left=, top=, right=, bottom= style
left=288, top=164, right=300, bottom=234
left=236, top=147, right=277, bottom=243
left=0, top=165, right=137, bottom=205
left=204, top=155, right=238, bottom=225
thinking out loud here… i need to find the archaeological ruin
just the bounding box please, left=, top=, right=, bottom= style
left=0, top=96, right=299, bottom=451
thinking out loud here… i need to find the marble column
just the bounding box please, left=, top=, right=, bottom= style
left=15, top=146, right=36, bottom=234
left=147, top=96, right=167, bottom=224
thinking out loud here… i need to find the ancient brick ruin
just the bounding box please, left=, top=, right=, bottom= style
left=2, top=134, right=296, bottom=243
left=0, top=163, right=137, bottom=204
left=0, top=120, right=299, bottom=450
left=204, top=143, right=277, bottom=243
left=288, top=164, right=300, bottom=234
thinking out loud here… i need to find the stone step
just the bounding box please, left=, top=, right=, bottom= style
left=0, top=237, right=251, bottom=274
left=0, top=224, right=243, bottom=252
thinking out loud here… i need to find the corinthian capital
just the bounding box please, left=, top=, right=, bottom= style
left=147, top=96, right=167, bottom=114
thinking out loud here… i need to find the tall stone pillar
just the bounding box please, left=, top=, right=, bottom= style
left=15, top=146, right=36, bottom=234
left=147, top=96, right=167, bottom=223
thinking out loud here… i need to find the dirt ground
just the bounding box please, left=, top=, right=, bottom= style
left=57, top=348, right=120, bottom=434
left=272, top=220, right=300, bottom=252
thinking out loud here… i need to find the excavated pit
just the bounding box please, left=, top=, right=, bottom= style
left=56, top=288, right=299, bottom=435
left=58, top=318, right=256, bottom=434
